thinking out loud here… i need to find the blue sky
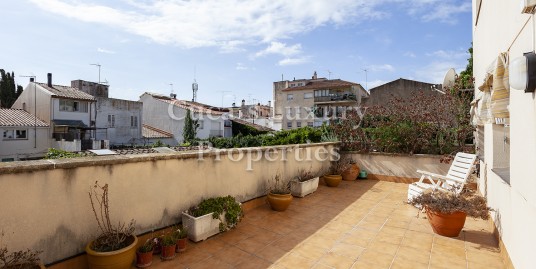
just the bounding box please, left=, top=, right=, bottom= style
left=0, top=0, right=472, bottom=107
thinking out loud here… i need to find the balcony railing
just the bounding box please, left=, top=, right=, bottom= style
left=314, top=93, right=357, bottom=103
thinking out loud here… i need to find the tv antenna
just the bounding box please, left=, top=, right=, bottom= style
left=90, top=63, right=101, bottom=84
left=217, top=90, right=231, bottom=107
left=362, top=69, right=368, bottom=91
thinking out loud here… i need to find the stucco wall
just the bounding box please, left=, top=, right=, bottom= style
left=0, top=127, right=50, bottom=161
left=363, top=79, right=439, bottom=107
left=95, top=97, right=143, bottom=145
left=344, top=152, right=450, bottom=179
left=0, top=142, right=336, bottom=264
left=473, top=1, right=536, bottom=268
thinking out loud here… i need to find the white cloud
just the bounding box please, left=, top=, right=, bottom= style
left=29, top=0, right=469, bottom=53
left=254, top=42, right=303, bottom=58
left=426, top=49, right=468, bottom=59
left=369, top=64, right=395, bottom=72
left=279, top=57, right=311, bottom=66
left=97, top=47, right=115, bottom=54
left=414, top=61, right=465, bottom=84
left=236, top=63, right=254, bottom=70
left=404, top=51, right=416, bottom=58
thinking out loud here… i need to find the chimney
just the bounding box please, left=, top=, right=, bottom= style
left=268, top=100, right=271, bottom=107
left=241, top=99, right=245, bottom=106
left=313, top=71, right=317, bottom=80
left=232, top=102, right=236, bottom=107
left=29, top=77, right=34, bottom=82
left=47, top=73, right=52, bottom=87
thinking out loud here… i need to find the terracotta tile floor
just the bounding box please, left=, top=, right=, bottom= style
left=135, top=180, right=505, bottom=269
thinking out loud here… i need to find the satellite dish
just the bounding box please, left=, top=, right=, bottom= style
left=442, top=68, right=457, bottom=90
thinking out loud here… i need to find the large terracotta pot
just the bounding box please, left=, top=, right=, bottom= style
left=135, top=250, right=153, bottom=268
left=160, top=245, right=176, bottom=260
left=86, top=235, right=138, bottom=269
left=267, top=192, right=293, bottom=211
left=426, top=209, right=467, bottom=237
left=341, top=164, right=360, bottom=181
left=324, top=175, right=342, bottom=187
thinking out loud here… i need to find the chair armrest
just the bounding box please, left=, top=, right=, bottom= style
left=416, top=170, right=451, bottom=182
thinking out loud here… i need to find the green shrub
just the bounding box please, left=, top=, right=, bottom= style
left=45, top=148, right=82, bottom=159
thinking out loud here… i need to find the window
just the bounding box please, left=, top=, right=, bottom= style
left=298, top=83, right=304, bottom=86
left=3, top=129, right=27, bottom=140
left=307, top=122, right=314, bottom=127
left=287, top=122, right=293, bottom=128
left=108, top=115, right=115, bottom=128
left=59, top=99, right=88, bottom=112
left=304, top=92, right=313, bottom=99
left=198, top=120, right=204, bottom=129
left=287, top=94, right=294, bottom=101
left=297, top=122, right=302, bottom=128
left=130, top=116, right=138, bottom=128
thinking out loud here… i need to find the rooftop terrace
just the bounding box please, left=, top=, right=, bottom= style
left=130, top=180, right=503, bottom=269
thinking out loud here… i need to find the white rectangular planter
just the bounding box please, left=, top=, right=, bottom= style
left=290, top=177, right=319, bottom=197
left=181, top=211, right=224, bottom=242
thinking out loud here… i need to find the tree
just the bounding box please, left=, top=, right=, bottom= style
left=183, top=110, right=199, bottom=143
left=459, top=44, right=473, bottom=89
left=0, top=69, right=23, bottom=108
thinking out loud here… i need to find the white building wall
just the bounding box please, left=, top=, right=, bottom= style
left=140, top=94, right=226, bottom=145
left=12, top=83, right=53, bottom=124
left=0, top=127, right=50, bottom=161
left=95, top=97, right=143, bottom=146
left=51, top=98, right=93, bottom=127
left=474, top=1, right=536, bottom=268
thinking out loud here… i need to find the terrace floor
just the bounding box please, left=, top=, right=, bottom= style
left=136, top=180, right=505, bottom=269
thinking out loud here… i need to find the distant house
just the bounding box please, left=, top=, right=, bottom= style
left=273, top=71, right=368, bottom=129
left=0, top=108, right=49, bottom=161
left=11, top=73, right=108, bottom=151
left=141, top=124, right=175, bottom=146
left=363, top=78, right=440, bottom=107
left=71, top=80, right=143, bottom=146
left=140, top=92, right=231, bottom=145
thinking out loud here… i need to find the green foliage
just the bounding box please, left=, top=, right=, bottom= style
left=183, top=110, right=198, bottom=143
left=459, top=44, right=474, bottom=89
left=205, top=127, right=323, bottom=149
left=45, top=148, right=82, bottom=159
left=0, top=70, right=23, bottom=108
left=320, top=123, right=338, bottom=142
left=137, top=238, right=154, bottom=253
left=151, top=140, right=165, bottom=148
left=188, top=196, right=242, bottom=232
left=160, top=234, right=176, bottom=247
left=231, top=120, right=269, bottom=136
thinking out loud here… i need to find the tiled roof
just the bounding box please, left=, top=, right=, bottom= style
left=142, top=124, right=173, bottom=138
left=282, top=79, right=358, bottom=91
left=146, top=93, right=228, bottom=116
left=230, top=118, right=274, bottom=132
left=37, top=83, right=96, bottom=101
left=0, top=109, right=49, bottom=127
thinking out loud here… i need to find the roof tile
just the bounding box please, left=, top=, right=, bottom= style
left=0, top=109, right=49, bottom=127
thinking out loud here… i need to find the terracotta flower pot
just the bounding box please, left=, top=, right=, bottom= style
left=426, top=209, right=467, bottom=237
left=176, top=238, right=187, bottom=253
left=160, top=245, right=176, bottom=260
left=267, top=192, right=293, bottom=211
left=135, top=250, right=153, bottom=268
left=341, top=164, right=360, bottom=181
left=324, top=175, right=342, bottom=187
left=86, top=235, right=138, bottom=269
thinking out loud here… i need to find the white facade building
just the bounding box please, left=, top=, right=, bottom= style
left=140, top=92, right=230, bottom=145
left=0, top=109, right=49, bottom=161
left=473, top=1, right=536, bottom=268
left=12, top=74, right=107, bottom=151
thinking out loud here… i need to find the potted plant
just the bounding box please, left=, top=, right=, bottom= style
left=151, top=236, right=162, bottom=255
left=135, top=239, right=154, bottom=268
left=408, top=189, right=490, bottom=237
left=290, top=168, right=320, bottom=198
left=0, top=239, right=45, bottom=269
left=159, top=234, right=176, bottom=260
left=86, top=182, right=137, bottom=269
left=341, top=157, right=360, bottom=181
left=181, top=196, right=242, bottom=242
left=172, top=226, right=188, bottom=253
left=267, top=173, right=293, bottom=211
left=324, top=157, right=352, bottom=187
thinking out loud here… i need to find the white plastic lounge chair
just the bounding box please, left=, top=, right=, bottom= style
left=408, top=152, right=477, bottom=202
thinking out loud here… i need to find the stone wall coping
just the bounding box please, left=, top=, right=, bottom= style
left=342, top=151, right=445, bottom=159
left=0, top=142, right=339, bottom=175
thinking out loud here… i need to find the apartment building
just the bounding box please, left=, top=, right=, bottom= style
left=273, top=71, right=368, bottom=129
